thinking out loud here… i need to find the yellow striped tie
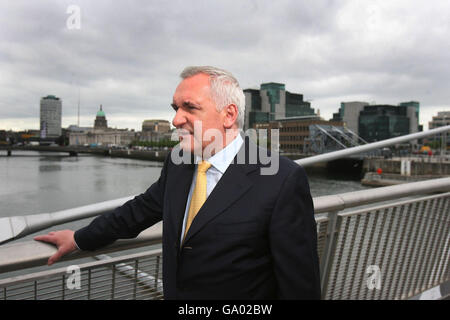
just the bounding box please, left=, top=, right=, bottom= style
left=183, top=160, right=212, bottom=241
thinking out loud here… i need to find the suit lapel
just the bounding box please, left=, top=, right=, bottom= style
left=167, top=161, right=194, bottom=247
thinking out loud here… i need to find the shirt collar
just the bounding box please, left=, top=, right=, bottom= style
left=194, top=134, right=244, bottom=174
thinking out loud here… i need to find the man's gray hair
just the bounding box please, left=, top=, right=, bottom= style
left=180, top=66, right=246, bottom=129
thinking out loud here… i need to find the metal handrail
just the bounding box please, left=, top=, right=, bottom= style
left=313, top=176, right=450, bottom=213
left=0, top=222, right=162, bottom=274
left=1, top=177, right=449, bottom=274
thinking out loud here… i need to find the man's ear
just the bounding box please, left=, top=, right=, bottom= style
left=223, top=104, right=238, bottom=129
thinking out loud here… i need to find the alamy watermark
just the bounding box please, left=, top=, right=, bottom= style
left=366, top=265, right=381, bottom=290
left=66, top=5, right=81, bottom=30
left=66, top=265, right=81, bottom=290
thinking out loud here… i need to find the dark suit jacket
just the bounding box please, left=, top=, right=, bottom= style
left=74, top=137, right=321, bottom=299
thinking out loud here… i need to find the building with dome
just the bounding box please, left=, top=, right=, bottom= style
left=94, top=105, right=108, bottom=129
left=68, top=105, right=136, bottom=146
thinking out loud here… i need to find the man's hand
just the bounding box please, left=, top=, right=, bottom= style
left=34, top=230, right=78, bottom=266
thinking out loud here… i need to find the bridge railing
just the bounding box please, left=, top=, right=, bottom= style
left=0, top=177, right=449, bottom=300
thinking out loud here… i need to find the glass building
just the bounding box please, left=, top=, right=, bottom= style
left=358, top=105, right=413, bottom=142
left=244, top=83, right=315, bottom=130
left=399, top=101, right=420, bottom=124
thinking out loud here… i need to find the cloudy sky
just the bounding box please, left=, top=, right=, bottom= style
left=0, top=0, right=449, bottom=131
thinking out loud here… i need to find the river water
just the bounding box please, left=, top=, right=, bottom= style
left=0, top=150, right=371, bottom=242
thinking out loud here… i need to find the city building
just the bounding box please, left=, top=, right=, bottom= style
left=244, top=83, right=315, bottom=130
left=333, top=101, right=421, bottom=142
left=140, top=119, right=173, bottom=143
left=0, top=129, right=40, bottom=145
left=358, top=104, right=419, bottom=143
left=399, top=101, right=420, bottom=124
left=40, top=95, right=62, bottom=139
left=428, top=111, right=450, bottom=150
left=142, top=120, right=171, bottom=133
left=254, top=115, right=343, bottom=153
left=94, top=105, right=108, bottom=129
left=69, top=105, right=136, bottom=146
left=429, top=111, right=450, bottom=129
left=332, top=101, right=369, bottom=136
left=66, top=125, right=92, bottom=133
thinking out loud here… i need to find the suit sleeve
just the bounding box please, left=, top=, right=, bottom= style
left=269, top=165, right=321, bottom=299
left=74, top=155, right=169, bottom=251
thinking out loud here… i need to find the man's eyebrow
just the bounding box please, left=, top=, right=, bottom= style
left=171, top=101, right=200, bottom=111
left=182, top=101, right=198, bottom=108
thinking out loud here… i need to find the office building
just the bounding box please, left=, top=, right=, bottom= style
left=358, top=105, right=418, bottom=143
left=140, top=119, right=173, bottom=142
left=332, top=101, right=369, bottom=136
left=254, top=115, right=343, bottom=153
left=428, top=111, right=450, bottom=149
left=429, top=111, right=450, bottom=129
left=40, top=95, right=62, bottom=138
left=399, top=101, right=420, bottom=124
left=142, top=120, right=171, bottom=133
left=244, top=83, right=315, bottom=130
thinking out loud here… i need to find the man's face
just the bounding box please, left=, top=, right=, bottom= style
left=171, top=73, right=226, bottom=155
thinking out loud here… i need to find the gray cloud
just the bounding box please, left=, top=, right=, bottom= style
left=0, top=0, right=448, bottom=131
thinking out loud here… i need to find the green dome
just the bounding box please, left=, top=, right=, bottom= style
left=96, top=105, right=106, bottom=117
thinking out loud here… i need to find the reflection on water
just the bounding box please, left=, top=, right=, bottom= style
left=39, top=164, right=62, bottom=172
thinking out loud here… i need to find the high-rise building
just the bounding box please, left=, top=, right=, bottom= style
left=332, top=101, right=369, bottom=136
left=243, top=83, right=315, bottom=130
left=358, top=105, right=418, bottom=143
left=399, top=101, right=420, bottom=124
left=40, top=95, right=62, bottom=138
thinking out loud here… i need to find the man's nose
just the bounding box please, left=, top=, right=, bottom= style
left=172, top=109, right=186, bottom=128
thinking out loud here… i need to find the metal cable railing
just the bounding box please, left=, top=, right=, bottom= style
left=0, top=249, right=163, bottom=300
left=320, top=193, right=449, bottom=300
left=0, top=178, right=449, bottom=300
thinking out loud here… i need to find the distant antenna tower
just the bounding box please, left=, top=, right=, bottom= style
left=77, top=87, right=80, bottom=127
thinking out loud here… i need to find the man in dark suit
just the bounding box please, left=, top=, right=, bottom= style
left=34, top=66, right=321, bottom=299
